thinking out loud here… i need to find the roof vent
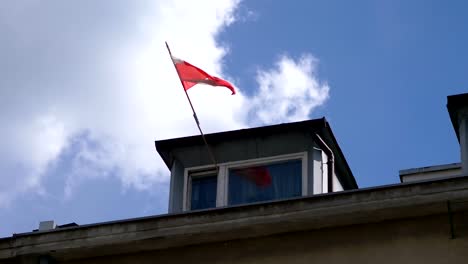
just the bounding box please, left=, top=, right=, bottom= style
left=38, top=220, right=56, bottom=231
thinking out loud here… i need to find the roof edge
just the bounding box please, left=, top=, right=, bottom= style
left=447, top=92, right=468, bottom=142
left=2, top=174, right=468, bottom=260
left=155, top=118, right=328, bottom=169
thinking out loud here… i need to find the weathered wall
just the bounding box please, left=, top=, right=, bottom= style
left=167, top=130, right=352, bottom=212
left=312, top=146, right=344, bottom=193
left=402, top=167, right=462, bottom=183
left=168, top=131, right=319, bottom=212
left=171, top=131, right=314, bottom=168
left=333, top=172, right=344, bottom=191
left=63, top=212, right=468, bottom=264
left=459, top=107, right=468, bottom=175
left=169, top=160, right=185, bottom=213
left=312, top=148, right=323, bottom=194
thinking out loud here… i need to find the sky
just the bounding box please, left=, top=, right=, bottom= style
left=1, top=0, right=467, bottom=237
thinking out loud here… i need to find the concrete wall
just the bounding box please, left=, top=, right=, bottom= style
left=169, top=131, right=318, bottom=212
left=167, top=131, right=352, bottom=212
left=459, top=107, right=468, bottom=175
left=171, top=131, right=314, bottom=168
left=401, top=168, right=462, bottom=183
left=63, top=212, right=468, bottom=264
left=333, top=172, right=344, bottom=192
left=312, top=148, right=323, bottom=194
left=6, top=175, right=468, bottom=263
left=312, top=147, right=343, bottom=193
left=168, top=160, right=185, bottom=213
left=400, top=163, right=462, bottom=183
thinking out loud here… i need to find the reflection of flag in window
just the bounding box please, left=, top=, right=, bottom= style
left=233, top=166, right=272, bottom=187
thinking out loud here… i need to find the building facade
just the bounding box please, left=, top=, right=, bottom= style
left=1, top=93, right=468, bottom=263
left=155, top=118, right=357, bottom=213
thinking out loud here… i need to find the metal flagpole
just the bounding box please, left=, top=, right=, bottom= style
left=165, top=41, right=218, bottom=169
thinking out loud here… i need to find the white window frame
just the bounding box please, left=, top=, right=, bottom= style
left=183, top=152, right=308, bottom=211
left=185, top=168, right=218, bottom=211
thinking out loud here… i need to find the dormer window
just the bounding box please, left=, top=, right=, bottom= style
left=227, top=155, right=305, bottom=206
left=184, top=152, right=308, bottom=210
left=188, top=169, right=217, bottom=210
left=156, top=118, right=358, bottom=213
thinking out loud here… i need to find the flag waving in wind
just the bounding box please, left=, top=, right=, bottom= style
left=165, top=41, right=234, bottom=168
left=170, top=56, right=236, bottom=95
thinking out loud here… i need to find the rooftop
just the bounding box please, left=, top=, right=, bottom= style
left=2, top=174, right=468, bottom=261
left=155, top=117, right=358, bottom=189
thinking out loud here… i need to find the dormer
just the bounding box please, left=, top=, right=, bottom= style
left=156, top=118, right=358, bottom=213
left=448, top=92, right=468, bottom=175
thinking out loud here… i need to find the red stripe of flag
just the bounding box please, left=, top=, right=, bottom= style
left=171, top=56, right=236, bottom=95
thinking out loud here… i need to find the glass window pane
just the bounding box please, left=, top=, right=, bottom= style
left=190, top=175, right=217, bottom=210
left=228, top=159, right=302, bottom=206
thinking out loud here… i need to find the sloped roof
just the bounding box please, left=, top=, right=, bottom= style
left=155, top=117, right=357, bottom=189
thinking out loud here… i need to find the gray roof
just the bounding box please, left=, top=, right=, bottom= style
left=155, top=117, right=358, bottom=189
left=447, top=92, right=468, bottom=142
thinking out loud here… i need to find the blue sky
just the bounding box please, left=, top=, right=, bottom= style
left=1, top=0, right=467, bottom=237
left=220, top=0, right=467, bottom=187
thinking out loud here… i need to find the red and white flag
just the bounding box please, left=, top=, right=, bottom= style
left=170, top=56, right=236, bottom=95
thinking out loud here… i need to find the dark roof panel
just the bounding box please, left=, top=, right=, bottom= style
left=154, top=117, right=357, bottom=189
left=447, top=92, right=468, bottom=142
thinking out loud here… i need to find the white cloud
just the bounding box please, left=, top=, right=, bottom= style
left=249, top=55, right=330, bottom=124
left=0, top=1, right=329, bottom=207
